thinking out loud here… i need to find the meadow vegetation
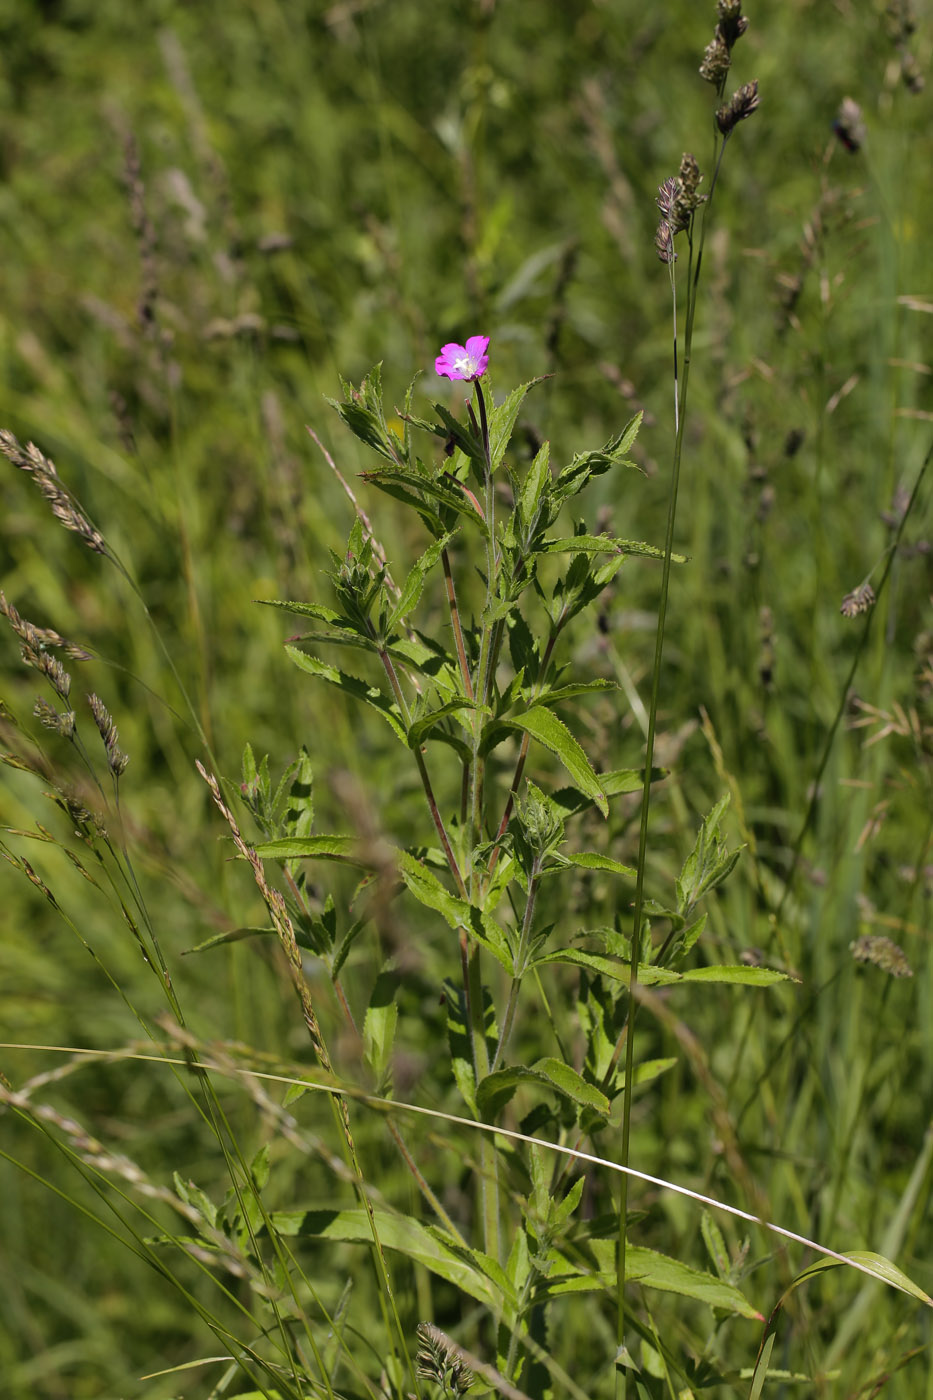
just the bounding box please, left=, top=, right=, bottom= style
left=0, top=2, right=931, bottom=1397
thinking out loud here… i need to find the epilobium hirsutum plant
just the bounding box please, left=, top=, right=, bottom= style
left=196, top=304, right=801, bottom=1396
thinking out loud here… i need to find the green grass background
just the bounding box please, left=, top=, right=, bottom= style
left=1, top=1, right=931, bottom=1396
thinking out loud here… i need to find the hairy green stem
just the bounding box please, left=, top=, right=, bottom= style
left=491, top=866, right=541, bottom=1072
left=460, top=374, right=502, bottom=1263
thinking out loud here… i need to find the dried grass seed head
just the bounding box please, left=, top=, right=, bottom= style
left=716, top=79, right=760, bottom=135
left=850, top=934, right=913, bottom=978
left=840, top=582, right=876, bottom=618
left=88, top=693, right=130, bottom=776
left=700, top=2, right=748, bottom=83
left=34, top=698, right=76, bottom=738
left=0, top=430, right=107, bottom=554
left=699, top=32, right=731, bottom=85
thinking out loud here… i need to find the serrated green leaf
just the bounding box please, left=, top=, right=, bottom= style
left=544, top=1238, right=762, bottom=1319
left=538, top=535, right=685, bottom=563
left=494, top=706, right=608, bottom=818
left=173, top=1173, right=218, bottom=1230
left=535, top=679, right=618, bottom=704
left=363, top=969, right=400, bottom=1083
left=476, top=1060, right=609, bottom=1119
left=253, top=834, right=375, bottom=868
left=268, top=1207, right=503, bottom=1309
left=356, top=471, right=445, bottom=534
left=387, top=531, right=455, bottom=629
left=397, top=851, right=512, bottom=970
left=532, top=1057, right=610, bottom=1115
left=560, top=851, right=636, bottom=879
left=535, top=948, right=794, bottom=989
left=258, top=598, right=349, bottom=627
left=406, top=698, right=483, bottom=750
left=552, top=767, right=663, bottom=817
left=519, top=438, right=551, bottom=533
left=487, top=376, right=548, bottom=469
left=554, top=415, right=643, bottom=500
left=677, top=965, right=796, bottom=988
left=362, top=465, right=487, bottom=534
left=284, top=646, right=407, bottom=743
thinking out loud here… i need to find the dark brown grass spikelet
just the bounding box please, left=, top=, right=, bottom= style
left=88, top=694, right=130, bottom=777
left=840, top=582, right=876, bottom=618
left=850, top=934, right=913, bottom=978
left=0, top=430, right=107, bottom=554
left=700, top=2, right=749, bottom=83
left=716, top=80, right=760, bottom=136
left=716, top=0, right=749, bottom=48
left=654, top=157, right=706, bottom=263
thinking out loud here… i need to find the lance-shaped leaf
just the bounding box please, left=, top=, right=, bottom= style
left=406, top=698, right=484, bottom=751
left=285, top=646, right=407, bottom=744
left=486, top=376, right=549, bottom=469
left=542, top=1238, right=762, bottom=1320
left=554, top=851, right=636, bottom=879
left=487, top=705, right=608, bottom=817
left=535, top=947, right=796, bottom=988
left=269, top=1208, right=504, bottom=1310
left=477, top=1059, right=610, bottom=1119
left=517, top=439, right=551, bottom=545
left=397, top=850, right=512, bottom=969
left=363, top=967, right=400, bottom=1086
left=387, top=531, right=455, bottom=629
left=326, top=364, right=403, bottom=464
left=533, top=679, right=618, bottom=705
left=553, top=767, right=665, bottom=817
left=554, top=413, right=643, bottom=501
left=537, top=534, right=685, bottom=563
left=258, top=598, right=359, bottom=629
left=361, top=465, right=488, bottom=536
left=252, top=834, right=376, bottom=869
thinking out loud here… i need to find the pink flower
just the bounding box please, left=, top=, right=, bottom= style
left=435, top=335, right=489, bottom=382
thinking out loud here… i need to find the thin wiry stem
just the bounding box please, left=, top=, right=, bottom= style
left=616, top=132, right=726, bottom=1394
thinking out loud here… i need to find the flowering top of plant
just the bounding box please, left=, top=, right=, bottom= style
left=435, top=335, right=489, bottom=382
